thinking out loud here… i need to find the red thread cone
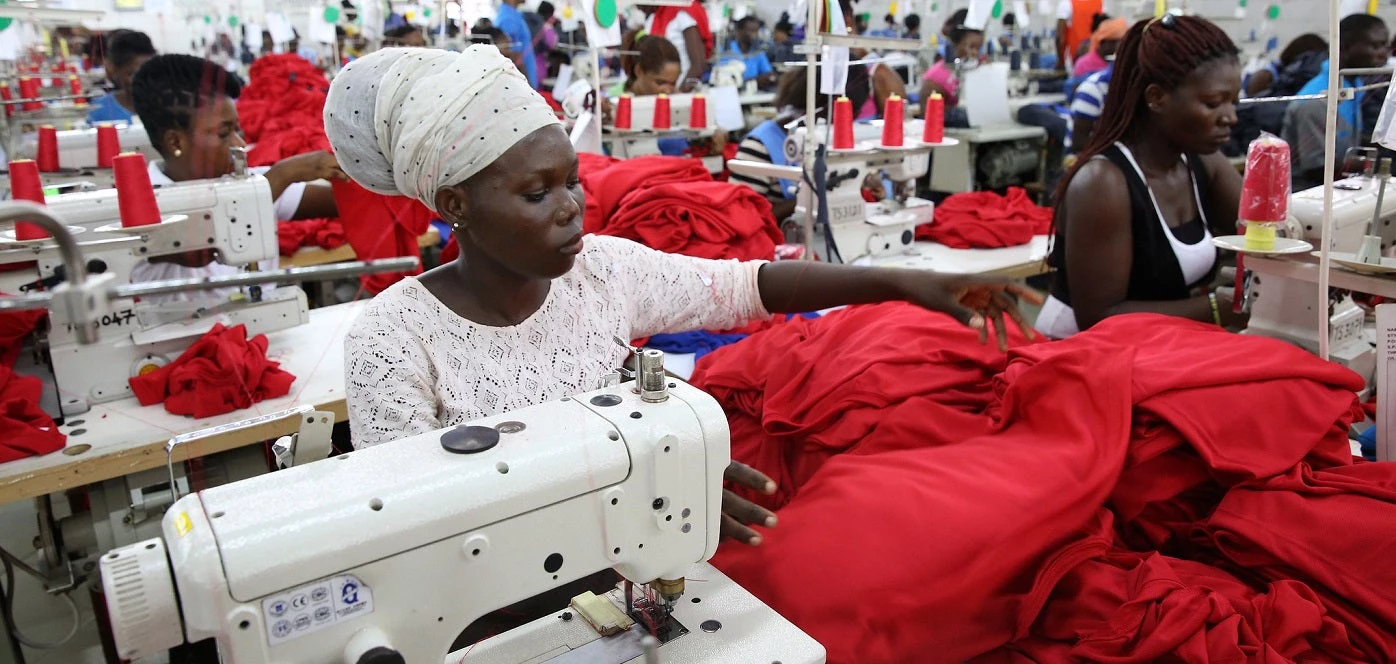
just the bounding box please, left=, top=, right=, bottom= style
left=35, top=126, right=59, bottom=172
left=113, top=152, right=161, bottom=228
left=653, top=94, right=671, bottom=130
left=881, top=95, right=905, bottom=147
left=96, top=123, right=120, bottom=168
left=615, top=94, right=632, bottom=129
left=8, top=160, right=48, bottom=240
left=922, top=93, right=945, bottom=144
left=832, top=97, right=855, bottom=150
left=689, top=94, right=707, bottom=129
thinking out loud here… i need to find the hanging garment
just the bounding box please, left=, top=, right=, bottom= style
left=331, top=178, right=434, bottom=294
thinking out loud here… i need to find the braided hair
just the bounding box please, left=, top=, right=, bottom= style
left=1054, top=15, right=1238, bottom=204
left=131, top=54, right=244, bottom=156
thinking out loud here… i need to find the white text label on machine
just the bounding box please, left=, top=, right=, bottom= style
left=260, top=574, right=375, bottom=646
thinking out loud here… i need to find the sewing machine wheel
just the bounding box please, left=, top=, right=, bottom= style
left=783, top=135, right=803, bottom=165
left=130, top=354, right=169, bottom=378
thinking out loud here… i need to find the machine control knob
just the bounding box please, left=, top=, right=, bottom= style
left=99, top=539, right=185, bottom=661
left=439, top=425, right=500, bottom=454
left=356, top=646, right=406, bottom=664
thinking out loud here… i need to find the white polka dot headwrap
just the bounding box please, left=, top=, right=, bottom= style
left=324, top=46, right=562, bottom=212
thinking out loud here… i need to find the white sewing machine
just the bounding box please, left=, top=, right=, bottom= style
left=728, top=120, right=946, bottom=263
left=0, top=123, right=153, bottom=194
left=0, top=151, right=309, bottom=413
left=99, top=352, right=826, bottom=663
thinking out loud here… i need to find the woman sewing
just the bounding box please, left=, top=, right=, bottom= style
left=918, top=9, right=982, bottom=121
left=1036, top=15, right=1247, bottom=339
left=129, top=54, right=346, bottom=303
left=327, top=46, right=1039, bottom=546
left=612, top=33, right=725, bottom=158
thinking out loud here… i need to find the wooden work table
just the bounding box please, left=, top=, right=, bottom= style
left=0, top=300, right=367, bottom=506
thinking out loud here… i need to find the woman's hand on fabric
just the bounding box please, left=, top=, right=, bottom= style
left=899, top=272, right=1045, bottom=350
left=272, top=150, right=348, bottom=184
left=721, top=461, right=777, bottom=546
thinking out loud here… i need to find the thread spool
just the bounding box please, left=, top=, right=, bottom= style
left=832, top=97, right=855, bottom=150
left=0, top=82, right=12, bottom=118
left=96, top=123, right=120, bottom=168
left=68, top=75, right=81, bottom=97
left=19, top=77, right=41, bottom=111
left=615, top=94, right=633, bottom=129
left=113, top=153, right=161, bottom=228
left=689, top=94, right=707, bottom=129
left=36, top=126, right=60, bottom=172
left=881, top=95, right=905, bottom=147
left=1238, top=134, right=1291, bottom=251
left=653, top=94, right=671, bottom=130
left=8, top=160, right=48, bottom=240
left=922, top=93, right=945, bottom=144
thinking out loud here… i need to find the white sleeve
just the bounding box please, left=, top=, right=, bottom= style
left=588, top=237, right=771, bottom=339
left=345, top=303, right=443, bottom=448
left=669, top=11, right=698, bottom=34
left=273, top=182, right=307, bottom=221
left=1055, top=0, right=1072, bottom=21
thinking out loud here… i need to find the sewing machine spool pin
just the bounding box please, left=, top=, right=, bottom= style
left=1358, top=158, right=1392, bottom=265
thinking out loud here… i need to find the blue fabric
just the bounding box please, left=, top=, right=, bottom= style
left=657, top=137, right=689, bottom=156
left=722, top=42, right=773, bottom=81
left=645, top=313, right=822, bottom=359
left=496, top=3, right=539, bottom=88
left=86, top=93, right=133, bottom=124
left=1298, top=59, right=1363, bottom=141
left=430, top=219, right=452, bottom=247
left=1359, top=425, right=1377, bottom=462
left=746, top=119, right=797, bottom=199
left=868, top=28, right=899, bottom=38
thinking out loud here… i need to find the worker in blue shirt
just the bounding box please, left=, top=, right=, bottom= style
left=88, top=30, right=156, bottom=125
left=722, top=16, right=778, bottom=89
left=495, top=0, right=538, bottom=88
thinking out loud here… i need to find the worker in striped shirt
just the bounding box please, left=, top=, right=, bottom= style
left=1070, top=63, right=1112, bottom=153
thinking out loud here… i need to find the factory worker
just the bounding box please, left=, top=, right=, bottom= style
left=88, top=30, right=156, bottom=125
left=327, top=46, right=1041, bottom=545
left=1072, top=16, right=1125, bottom=78
left=919, top=9, right=983, bottom=111
left=1037, top=15, right=1247, bottom=340
left=613, top=33, right=726, bottom=158
left=129, top=54, right=346, bottom=304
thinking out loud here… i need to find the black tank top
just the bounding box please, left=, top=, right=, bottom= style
left=1050, top=144, right=1216, bottom=306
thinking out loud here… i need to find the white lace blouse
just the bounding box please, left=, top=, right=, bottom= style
left=345, top=235, right=769, bottom=447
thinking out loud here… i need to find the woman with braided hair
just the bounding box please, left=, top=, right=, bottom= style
left=1036, top=14, right=1247, bottom=339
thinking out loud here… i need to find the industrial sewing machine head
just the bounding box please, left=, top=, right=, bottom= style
left=729, top=118, right=940, bottom=262
left=1291, top=148, right=1396, bottom=253
left=98, top=349, right=825, bottom=663
left=709, top=60, right=750, bottom=93
left=0, top=147, right=310, bottom=414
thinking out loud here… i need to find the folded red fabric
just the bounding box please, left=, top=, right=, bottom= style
left=128, top=323, right=295, bottom=418
left=277, top=218, right=348, bottom=256
left=330, top=179, right=433, bottom=294
left=0, top=364, right=65, bottom=463
left=579, top=154, right=712, bottom=234
left=602, top=181, right=782, bottom=261
left=442, top=153, right=779, bottom=263
left=690, top=307, right=1382, bottom=663
left=237, top=55, right=333, bottom=168
left=915, top=186, right=1053, bottom=249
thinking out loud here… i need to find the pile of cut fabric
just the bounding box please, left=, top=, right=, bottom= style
left=443, top=154, right=783, bottom=266
left=692, top=304, right=1395, bottom=663
left=0, top=301, right=64, bottom=462
left=129, top=323, right=296, bottom=419
left=916, top=186, right=1053, bottom=249
left=236, top=54, right=334, bottom=168
left=278, top=218, right=347, bottom=257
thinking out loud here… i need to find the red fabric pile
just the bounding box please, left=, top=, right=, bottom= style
left=0, top=365, right=64, bottom=463
left=690, top=305, right=1393, bottom=663
left=330, top=179, right=434, bottom=294
left=443, top=154, right=782, bottom=263
left=0, top=294, right=43, bottom=367
left=236, top=54, right=333, bottom=167
left=915, top=186, right=1052, bottom=249
left=277, top=218, right=347, bottom=257
left=129, top=323, right=296, bottom=418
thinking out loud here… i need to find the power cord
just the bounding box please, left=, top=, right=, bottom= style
left=0, top=545, right=81, bottom=650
